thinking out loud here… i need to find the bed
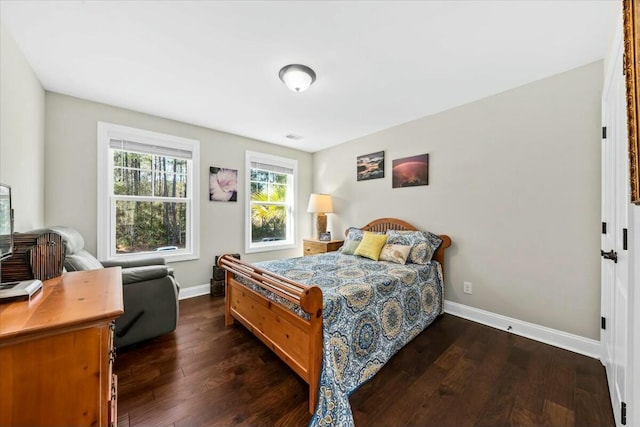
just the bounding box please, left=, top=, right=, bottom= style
left=217, top=218, right=451, bottom=426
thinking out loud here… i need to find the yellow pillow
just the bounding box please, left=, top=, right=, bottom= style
left=353, top=232, right=388, bottom=261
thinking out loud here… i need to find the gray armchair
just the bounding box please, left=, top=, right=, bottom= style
left=30, top=226, right=180, bottom=348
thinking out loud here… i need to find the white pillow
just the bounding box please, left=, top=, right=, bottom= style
left=378, top=244, right=411, bottom=264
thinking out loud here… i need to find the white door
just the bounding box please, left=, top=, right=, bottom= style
left=601, top=32, right=630, bottom=427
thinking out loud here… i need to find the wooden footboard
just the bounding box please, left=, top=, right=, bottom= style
left=217, top=255, right=323, bottom=414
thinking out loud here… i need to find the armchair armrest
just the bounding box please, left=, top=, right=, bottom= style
left=121, top=265, right=170, bottom=285
left=101, top=257, right=167, bottom=269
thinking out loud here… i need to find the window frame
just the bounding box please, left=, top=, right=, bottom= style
left=97, top=122, right=200, bottom=262
left=245, top=150, right=297, bottom=253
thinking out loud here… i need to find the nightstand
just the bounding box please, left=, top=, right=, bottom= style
left=303, top=239, right=344, bottom=256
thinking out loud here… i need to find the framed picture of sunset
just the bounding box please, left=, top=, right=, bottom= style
left=392, top=153, right=429, bottom=188
left=356, top=151, right=385, bottom=181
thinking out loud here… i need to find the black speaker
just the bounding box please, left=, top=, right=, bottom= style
left=211, top=254, right=240, bottom=296
left=212, top=266, right=225, bottom=281
left=210, top=279, right=225, bottom=297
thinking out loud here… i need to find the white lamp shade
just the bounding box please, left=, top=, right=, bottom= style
left=307, top=193, right=333, bottom=213
left=279, top=64, right=316, bottom=92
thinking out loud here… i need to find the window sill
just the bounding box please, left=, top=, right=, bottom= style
left=104, top=251, right=199, bottom=264
left=245, top=242, right=296, bottom=254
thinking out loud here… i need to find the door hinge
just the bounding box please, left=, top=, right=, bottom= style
left=602, top=126, right=607, bottom=139
left=621, top=401, right=627, bottom=425
left=601, top=316, right=606, bottom=330
left=602, top=222, right=607, bottom=234
left=623, top=228, right=628, bottom=250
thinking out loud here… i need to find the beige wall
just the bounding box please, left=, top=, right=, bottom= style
left=313, top=61, right=603, bottom=340
left=44, top=92, right=313, bottom=289
left=603, top=1, right=623, bottom=76
left=0, top=24, right=45, bottom=231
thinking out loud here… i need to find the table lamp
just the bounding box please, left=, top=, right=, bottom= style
left=307, top=193, right=333, bottom=238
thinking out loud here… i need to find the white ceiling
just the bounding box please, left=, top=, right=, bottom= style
left=0, top=1, right=619, bottom=153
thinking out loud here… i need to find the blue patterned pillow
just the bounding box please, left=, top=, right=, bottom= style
left=385, top=230, right=442, bottom=264
left=345, top=227, right=383, bottom=241
left=345, top=227, right=365, bottom=241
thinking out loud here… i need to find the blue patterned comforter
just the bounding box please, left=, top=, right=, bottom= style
left=239, top=252, right=444, bottom=427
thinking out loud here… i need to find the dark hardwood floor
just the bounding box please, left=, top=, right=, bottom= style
left=115, top=295, right=614, bottom=427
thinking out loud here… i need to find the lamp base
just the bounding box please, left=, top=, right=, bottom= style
left=316, top=213, right=327, bottom=238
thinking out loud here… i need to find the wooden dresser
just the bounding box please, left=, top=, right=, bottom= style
left=303, top=238, right=344, bottom=256
left=0, top=268, right=124, bottom=427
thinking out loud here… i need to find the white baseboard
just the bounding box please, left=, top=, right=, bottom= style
left=178, top=283, right=210, bottom=300
left=175, top=291, right=600, bottom=358
left=444, top=300, right=601, bottom=360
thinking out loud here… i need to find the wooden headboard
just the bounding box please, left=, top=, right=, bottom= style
left=346, top=217, right=452, bottom=277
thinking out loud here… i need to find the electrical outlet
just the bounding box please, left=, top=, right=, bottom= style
left=463, top=281, right=472, bottom=294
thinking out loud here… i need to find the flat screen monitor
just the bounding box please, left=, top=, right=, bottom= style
left=0, top=184, right=13, bottom=261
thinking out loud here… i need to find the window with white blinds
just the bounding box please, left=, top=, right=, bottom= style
left=245, top=151, right=297, bottom=253
left=97, top=122, right=200, bottom=262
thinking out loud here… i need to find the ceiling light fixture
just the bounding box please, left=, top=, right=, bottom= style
left=279, top=64, right=316, bottom=93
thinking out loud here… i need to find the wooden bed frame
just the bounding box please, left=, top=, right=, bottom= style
left=217, top=218, right=452, bottom=414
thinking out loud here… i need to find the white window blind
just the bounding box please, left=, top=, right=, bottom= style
left=109, top=138, right=193, bottom=160
left=250, top=161, right=294, bottom=175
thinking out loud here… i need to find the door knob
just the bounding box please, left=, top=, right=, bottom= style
left=601, top=249, right=618, bottom=263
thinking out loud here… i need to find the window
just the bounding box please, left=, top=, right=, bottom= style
left=97, top=122, right=200, bottom=262
left=245, top=151, right=297, bottom=253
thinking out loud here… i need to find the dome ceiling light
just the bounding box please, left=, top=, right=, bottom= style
left=278, top=64, right=316, bottom=92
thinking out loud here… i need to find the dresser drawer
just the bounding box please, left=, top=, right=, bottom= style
left=303, top=239, right=344, bottom=256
